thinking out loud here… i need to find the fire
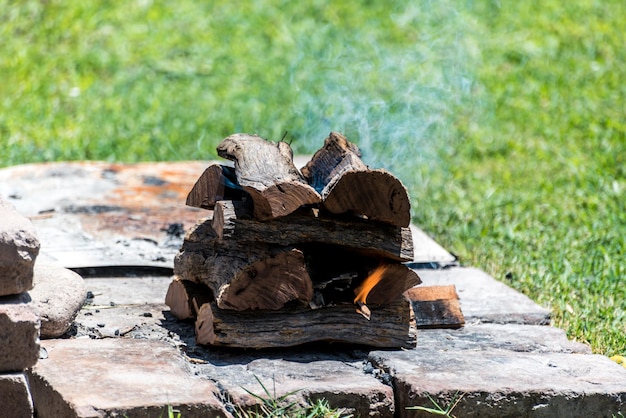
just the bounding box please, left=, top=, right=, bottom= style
left=354, top=264, right=389, bottom=306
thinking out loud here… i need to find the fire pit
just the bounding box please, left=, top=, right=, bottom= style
left=165, top=132, right=461, bottom=349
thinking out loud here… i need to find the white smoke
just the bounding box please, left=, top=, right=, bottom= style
left=286, top=1, right=482, bottom=187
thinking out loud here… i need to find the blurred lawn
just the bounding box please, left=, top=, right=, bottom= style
left=1, top=0, right=624, bottom=355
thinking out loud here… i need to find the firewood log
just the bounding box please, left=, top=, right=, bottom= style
left=216, top=133, right=321, bottom=220
left=164, top=276, right=213, bottom=320
left=212, top=200, right=414, bottom=262
left=194, top=297, right=414, bottom=348
left=405, top=285, right=465, bottom=329
left=185, top=164, right=246, bottom=210
left=174, top=220, right=313, bottom=311
left=301, top=132, right=411, bottom=227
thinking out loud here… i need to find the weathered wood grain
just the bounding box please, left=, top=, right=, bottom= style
left=195, top=297, right=415, bottom=348
left=216, top=134, right=321, bottom=220
left=212, top=200, right=414, bottom=262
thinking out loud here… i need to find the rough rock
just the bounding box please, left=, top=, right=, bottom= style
left=0, top=195, right=40, bottom=296
left=27, top=338, right=229, bottom=418
left=0, top=299, right=40, bottom=372
left=0, top=372, right=34, bottom=418
left=28, top=265, right=86, bottom=338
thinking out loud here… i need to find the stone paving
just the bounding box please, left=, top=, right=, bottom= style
left=2, top=161, right=626, bottom=417
left=25, top=265, right=626, bottom=417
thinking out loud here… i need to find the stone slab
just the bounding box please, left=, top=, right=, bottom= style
left=28, top=338, right=229, bottom=418
left=415, top=323, right=591, bottom=354
left=29, top=264, right=86, bottom=338
left=414, top=266, right=551, bottom=325
left=0, top=299, right=40, bottom=372
left=71, top=296, right=394, bottom=417
left=0, top=194, right=40, bottom=296
left=370, top=348, right=626, bottom=417
left=189, top=352, right=394, bottom=417
left=0, top=372, right=34, bottom=418
left=408, top=224, right=457, bottom=265
left=83, top=275, right=172, bottom=306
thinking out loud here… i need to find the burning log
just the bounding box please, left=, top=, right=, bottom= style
left=216, top=133, right=321, bottom=221
left=301, top=132, right=411, bottom=227
left=185, top=164, right=246, bottom=210
left=194, top=297, right=414, bottom=349
left=212, top=200, right=414, bottom=262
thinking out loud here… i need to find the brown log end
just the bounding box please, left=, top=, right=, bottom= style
left=404, top=285, right=465, bottom=329
left=244, top=182, right=321, bottom=221
left=322, top=169, right=411, bottom=227
left=165, top=276, right=214, bottom=320
left=217, top=248, right=314, bottom=311
left=360, top=264, right=421, bottom=305
left=165, top=277, right=193, bottom=320
left=185, top=164, right=243, bottom=209
left=195, top=303, right=216, bottom=345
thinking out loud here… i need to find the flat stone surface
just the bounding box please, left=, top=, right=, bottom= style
left=0, top=372, right=34, bottom=418
left=0, top=299, right=40, bottom=372
left=84, top=275, right=172, bottom=306
left=0, top=195, right=40, bottom=296
left=190, top=351, right=394, bottom=417
left=415, top=323, right=591, bottom=354
left=408, top=224, right=457, bottom=265
left=29, top=265, right=86, bottom=338
left=370, top=348, right=626, bottom=417
left=415, top=266, right=551, bottom=325
left=28, top=338, right=229, bottom=418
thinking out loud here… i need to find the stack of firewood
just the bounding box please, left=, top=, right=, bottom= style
left=165, top=132, right=459, bottom=349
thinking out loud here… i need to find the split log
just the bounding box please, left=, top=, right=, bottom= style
left=185, top=164, right=246, bottom=210
left=165, top=276, right=213, bottom=320
left=301, top=132, right=411, bottom=227
left=174, top=220, right=313, bottom=311
left=359, top=263, right=421, bottom=305
left=405, top=285, right=465, bottom=329
left=212, top=200, right=414, bottom=262
left=195, top=297, right=414, bottom=348
left=216, top=133, right=321, bottom=221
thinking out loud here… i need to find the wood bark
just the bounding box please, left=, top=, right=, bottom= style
left=195, top=297, right=414, bottom=348
left=405, top=285, right=465, bottom=329
left=212, top=200, right=414, bottom=262
left=301, top=132, right=411, bottom=227
left=216, top=133, right=321, bottom=221
left=185, top=164, right=246, bottom=210
left=164, top=276, right=213, bottom=320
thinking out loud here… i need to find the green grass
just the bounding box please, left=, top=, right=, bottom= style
left=1, top=1, right=624, bottom=356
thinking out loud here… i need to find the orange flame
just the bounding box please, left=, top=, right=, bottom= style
left=354, top=264, right=389, bottom=305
